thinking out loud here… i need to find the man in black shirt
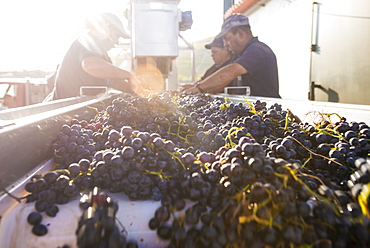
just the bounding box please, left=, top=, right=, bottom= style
left=183, top=14, right=280, bottom=98
left=181, top=36, right=235, bottom=93
left=46, top=13, right=135, bottom=101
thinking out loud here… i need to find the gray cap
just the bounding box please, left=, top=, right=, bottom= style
left=205, top=37, right=224, bottom=49
left=215, top=14, right=249, bottom=39
left=100, top=13, right=130, bottom=39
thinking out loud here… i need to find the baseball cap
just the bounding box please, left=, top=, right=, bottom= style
left=205, top=37, right=224, bottom=49
left=100, top=13, right=131, bottom=39
left=215, top=14, right=249, bottom=39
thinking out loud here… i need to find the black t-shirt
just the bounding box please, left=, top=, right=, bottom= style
left=52, top=34, right=111, bottom=100
left=200, top=58, right=238, bottom=93
left=234, top=37, right=280, bottom=98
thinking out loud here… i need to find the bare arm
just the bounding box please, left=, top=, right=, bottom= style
left=182, top=63, right=247, bottom=93
left=82, top=56, right=132, bottom=80
left=180, top=79, right=200, bottom=91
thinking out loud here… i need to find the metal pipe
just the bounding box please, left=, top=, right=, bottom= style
left=179, top=33, right=196, bottom=82
left=309, top=2, right=319, bottom=101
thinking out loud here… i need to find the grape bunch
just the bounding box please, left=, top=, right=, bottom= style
left=19, top=91, right=370, bottom=248
left=52, top=121, right=98, bottom=168
left=76, top=187, right=133, bottom=248
left=149, top=135, right=370, bottom=248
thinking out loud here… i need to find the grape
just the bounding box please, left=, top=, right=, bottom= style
left=32, top=224, right=48, bottom=236
left=121, top=126, right=133, bottom=137
left=27, top=212, right=42, bottom=225
left=25, top=181, right=35, bottom=193
left=157, top=224, right=172, bottom=240
left=46, top=204, right=59, bottom=217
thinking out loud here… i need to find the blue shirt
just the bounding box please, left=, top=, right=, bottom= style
left=233, top=37, right=280, bottom=98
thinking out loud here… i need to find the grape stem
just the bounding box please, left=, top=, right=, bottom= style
left=242, top=96, right=257, bottom=114
left=163, top=149, right=186, bottom=170
left=2, top=188, right=26, bottom=203
left=289, top=136, right=344, bottom=167
left=144, top=169, right=170, bottom=181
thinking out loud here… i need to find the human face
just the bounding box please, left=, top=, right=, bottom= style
left=108, top=28, right=121, bottom=45
left=210, top=46, right=230, bottom=66
left=223, top=30, right=244, bottom=56
left=102, top=28, right=120, bottom=51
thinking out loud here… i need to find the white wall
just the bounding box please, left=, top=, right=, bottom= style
left=245, top=0, right=313, bottom=100
left=244, top=0, right=370, bottom=105
left=309, top=0, right=370, bottom=105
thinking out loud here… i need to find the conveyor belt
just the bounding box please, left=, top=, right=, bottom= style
left=0, top=93, right=122, bottom=192
left=1, top=94, right=369, bottom=193
left=0, top=93, right=369, bottom=248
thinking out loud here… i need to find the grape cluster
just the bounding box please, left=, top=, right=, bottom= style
left=53, top=122, right=98, bottom=168
left=76, top=187, right=133, bottom=248
left=20, top=92, right=370, bottom=247
left=150, top=136, right=369, bottom=247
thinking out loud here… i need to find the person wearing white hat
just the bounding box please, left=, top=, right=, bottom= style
left=45, top=13, right=136, bottom=101
left=183, top=14, right=280, bottom=98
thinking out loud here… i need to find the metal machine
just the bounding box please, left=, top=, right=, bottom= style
left=127, top=0, right=193, bottom=92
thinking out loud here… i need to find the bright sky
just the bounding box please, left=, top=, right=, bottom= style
left=0, top=0, right=224, bottom=72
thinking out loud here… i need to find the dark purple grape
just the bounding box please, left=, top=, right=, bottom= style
left=68, top=163, right=81, bottom=178
left=153, top=137, right=164, bottom=150
left=67, top=142, right=78, bottom=153
left=35, top=200, right=49, bottom=212
left=108, top=129, right=121, bottom=143
left=32, top=224, right=48, bottom=236
left=34, top=179, right=48, bottom=192
left=27, top=212, right=42, bottom=225
left=157, top=224, right=172, bottom=240
left=121, top=146, right=135, bottom=159
left=121, top=126, right=133, bottom=137
left=46, top=204, right=59, bottom=217
left=154, top=205, right=170, bottom=222
left=78, top=159, right=91, bottom=171
left=131, top=137, right=143, bottom=150
left=25, top=181, right=35, bottom=193
left=64, top=184, right=79, bottom=197
left=54, top=175, right=70, bottom=192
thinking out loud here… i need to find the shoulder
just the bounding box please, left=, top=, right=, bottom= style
left=243, top=37, right=275, bottom=57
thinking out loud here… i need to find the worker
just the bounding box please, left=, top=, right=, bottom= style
left=45, top=13, right=137, bottom=101
left=181, top=36, right=236, bottom=93
left=182, top=14, right=280, bottom=98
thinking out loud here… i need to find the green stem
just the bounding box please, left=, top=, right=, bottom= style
left=164, top=149, right=186, bottom=170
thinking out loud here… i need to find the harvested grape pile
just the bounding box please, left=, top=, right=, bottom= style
left=24, top=92, right=370, bottom=248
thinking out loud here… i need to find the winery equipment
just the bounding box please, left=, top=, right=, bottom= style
left=1, top=92, right=370, bottom=247
left=129, top=0, right=193, bottom=92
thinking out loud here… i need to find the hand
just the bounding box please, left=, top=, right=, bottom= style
left=109, top=79, right=134, bottom=94
left=180, top=84, right=195, bottom=92
left=182, top=85, right=201, bottom=94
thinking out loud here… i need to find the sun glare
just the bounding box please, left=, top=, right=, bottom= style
left=0, top=0, right=223, bottom=72
left=0, top=0, right=128, bottom=72
left=132, top=64, right=165, bottom=97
